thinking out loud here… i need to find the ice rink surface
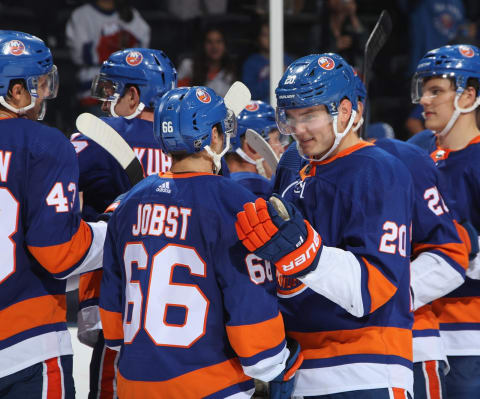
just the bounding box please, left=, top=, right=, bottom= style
left=68, top=326, right=93, bottom=399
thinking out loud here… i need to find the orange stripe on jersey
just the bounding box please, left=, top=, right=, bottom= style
left=45, top=357, right=63, bottom=399
left=413, top=241, right=468, bottom=271
left=413, top=304, right=440, bottom=331
left=432, top=296, right=480, bottom=324
left=313, top=141, right=374, bottom=166
left=117, top=358, right=250, bottom=399
left=158, top=172, right=218, bottom=179
left=99, top=348, right=118, bottom=399
left=391, top=387, right=408, bottom=398
left=99, top=308, right=124, bottom=341
left=226, top=313, right=285, bottom=358
left=28, top=220, right=92, bottom=274
left=287, top=326, right=412, bottom=361
left=0, top=295, right=66, bottom=341
left=79, top=270, right=103, bottom=303
left=424, top=360, right=441, bottom=399
left=454, top=221, right=472, bottom=264
left=362, top=257, right=397, bottom=313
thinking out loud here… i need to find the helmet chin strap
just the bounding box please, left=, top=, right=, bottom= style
left=205, top=133, right=232, bottom=174
left=297, top=110, right=357, bottom=162
left=352, top=116, right=364, bottom=132
left=235, top=148, right=267, bottom=177
left=434, top=93, right=480, bottom=137
left=109, top=96, right=145, bottom=119
left=0, top=96, right=36, bottom=116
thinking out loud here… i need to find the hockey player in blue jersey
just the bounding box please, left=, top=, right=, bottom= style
left=408, top=44, right=480, bottom=399
left=0, top=30, right=107, bottom=398
left=98, top=85, right=303, bottom=398
left=71, top=48, right=177, bottom=399
left=351, top=75, right=470, bottom=399
left=236, top=53, right=415, bottom=398
left=226, top=100, right=277, bottom=198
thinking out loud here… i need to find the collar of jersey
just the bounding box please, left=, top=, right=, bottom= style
left=299, top=141, right=373, bottom=180
left=158, top=171, right=218, bottom=179
left=431, top=134, right=480, bottom=162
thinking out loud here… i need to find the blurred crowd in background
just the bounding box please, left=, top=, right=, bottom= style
left=1, top=0, right=480, bottom=140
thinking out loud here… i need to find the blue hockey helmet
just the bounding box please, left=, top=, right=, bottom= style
left=275, top=53, right=358, bottom=161
left=230, top=100, right=277, bottom=151
left=412, top=44, right=480, bottom=103
left=412, top=44, right=480, bottom=136
left=91, top=48, right=177, bottom=118
left=0, top=30, right=58, bottom=118
left=154, top=86, right=236, bottom=169
left=355, top=75, right=367, bottom=103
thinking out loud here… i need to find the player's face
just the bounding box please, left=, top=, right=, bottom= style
left=420, top=78, right=456, bottom=132
left=268, top=129, right=285, bottom=158
left=286, top=105, right=334, bottom=157
left=204, top=30, right=225, bottom=62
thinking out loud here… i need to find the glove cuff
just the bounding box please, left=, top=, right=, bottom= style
left=275, top=220, right=322, bottom=277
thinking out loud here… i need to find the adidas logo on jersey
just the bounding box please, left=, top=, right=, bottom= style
left=156, top=181, right=171, bottom=194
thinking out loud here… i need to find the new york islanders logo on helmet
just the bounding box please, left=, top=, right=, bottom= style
left=6, top=40, right=25, bottom=56
left=318, top=56, right=335, bottom=70
left=125, top=51, right=143, bottom=66
left=459, top=45, right=475, bottom=58
left=245, top=102, right=259, bottom=112
left=196, top=88, right=211, bottom=103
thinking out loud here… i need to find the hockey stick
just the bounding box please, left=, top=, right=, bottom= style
left=360, top=9, right=392, bottom=138
left=75, top=113, right=144, bottom=186
left=224, top=81, right=251, bottom=117
left=245, top=129, right=279, bottom=170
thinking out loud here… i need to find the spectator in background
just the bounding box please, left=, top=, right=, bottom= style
left=166, top=0, right=227, bottom=20
left=323, top=0, right=366, bottom=68
left=397, top=0, right=465, bottom=75
left=241, top=20, right=294, bottom=103
left=65, top=0, right=150, bottom=113
left=177, top=27, right=236, bottom=97
left=405, top=104, right=426, bottom=136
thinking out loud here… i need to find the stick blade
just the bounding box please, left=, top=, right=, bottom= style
left=224, top=81, right=251, bottom=116
left=75, top=113, right=144, bottom=185
left=245, top=129, right=279, bottom=170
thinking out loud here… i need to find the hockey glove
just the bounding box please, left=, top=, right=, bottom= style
left=235, top=195, right=322, bottom=278
left=460, top=220, right=479, bottom=260
left=269, top=337, right=304, bottom=399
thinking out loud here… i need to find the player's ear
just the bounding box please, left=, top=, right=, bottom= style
left=8, top=83, right=26, bottom=103
left=338, top=98, right=353, bottom=125
left=459, top=86, right=477, bottom=108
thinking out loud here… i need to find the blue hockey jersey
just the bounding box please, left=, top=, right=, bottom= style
left=0, top=117, right=105, bottom=378
left=99, top=172, right=289, bottom=398
left=375, top=138, right=468, bottom=363
left=230, top=171, right=273, bottom=199
left=276, top=142, right=414, bottom=396
left=409, top=130, right=480, bottom=357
